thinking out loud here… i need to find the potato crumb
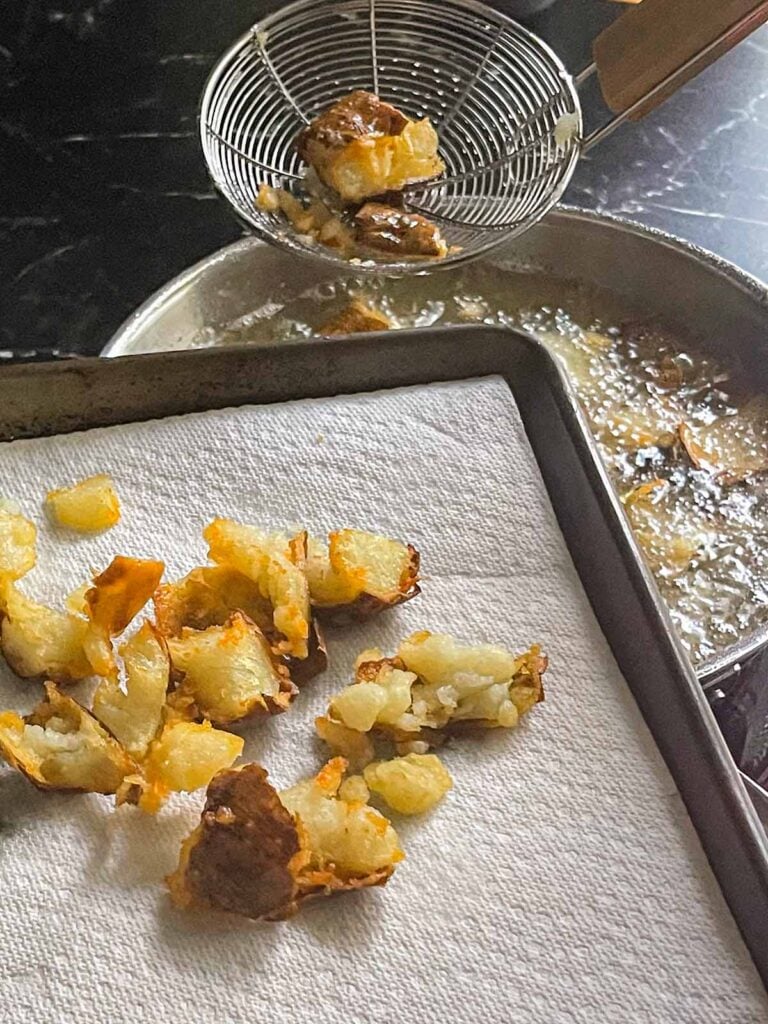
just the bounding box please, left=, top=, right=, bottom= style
left=364, top=754, right=452, bottom=815
left=45, top=474, right=120, bottom=533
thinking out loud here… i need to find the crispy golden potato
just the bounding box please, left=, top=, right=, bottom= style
left=0, top=682, right=135, bottom=792
left=286, top=619, right=328, bottom=686
left=83, top=556, right=165, bottom=678
left=153, top=565, right=273, bottom=638
left=167, top=613, right=295, bottom=725
left=45, top=473, right=120, bottom=533
left=92, top=623, right=169, bottom=758
left=319, top=300, right=392, bottom=336
left=0, top=583, right=91, bottom=682
left=323, top=632, right=546, bottom=748
left=204, top=519, right=311, bottom=659
left=0, top=507, right=36, bottom=582
left=305, top=529, right=420, bottom=624
left=167, top=758, right=402, bottom=919
left=363, top=753, right=452, bottom=814
left=126, top=720, right=245, bottom=814
left=297, top=91, right=444, bottom=202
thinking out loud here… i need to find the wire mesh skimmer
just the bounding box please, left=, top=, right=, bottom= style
left=200, top=0, right=768, bottom=274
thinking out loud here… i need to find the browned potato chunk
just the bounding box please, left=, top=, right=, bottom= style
left=167, top=758, right=402, bottom=920
left=167, top=763, right=306, bottom=918
left=305, top=529, right=420, bottom=624
left=355, top=203, right=448, bottom=259
left=83, top=555, right=165, bottom=678
left=204, top=519, right=311, bottom=660
left=45, top=474, right=120, bottom=532
left=0, top=682, right=135, bottom=792
left=128, top=720, right=244, bottom=813
left=323, top=632, right=546, bottom=748
left=167, top=613, right=295, bottom=725
left=0, top=506, right=36, bottom=581
left=363, top=753, right=452, bottom=814
left=315, top=714, right=375, bottom=771
left=297, top=90, right=444, bottom=202
left=319, top=299, right=391, bottom=336
left=0, top=583, right=91, bottom=682
left=92, top=623, right=169, bottom=758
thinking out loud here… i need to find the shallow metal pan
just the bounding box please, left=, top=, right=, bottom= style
left=101, top=207, right=768, bottom=686
left=2, top=324, right=768, bottom=983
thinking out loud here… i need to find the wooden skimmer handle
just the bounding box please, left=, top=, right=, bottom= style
left=593, top=0, right=768, bottom=119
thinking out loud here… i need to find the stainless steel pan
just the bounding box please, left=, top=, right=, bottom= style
left=103, top=207, right=768, bottom=686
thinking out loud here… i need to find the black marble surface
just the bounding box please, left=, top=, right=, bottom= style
left=1, top=0, right=768, bottom=360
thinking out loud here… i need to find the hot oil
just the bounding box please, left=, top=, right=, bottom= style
left=191, top=266, right=768, bottom=666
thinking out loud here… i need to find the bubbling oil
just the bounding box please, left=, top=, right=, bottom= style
left=193, top=266, right=768, bottom=667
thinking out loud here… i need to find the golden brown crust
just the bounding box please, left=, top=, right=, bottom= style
left=296, top=90, right=409, bottom=159
left=166, top=764, right=305, bottom=920
left=354, top=203, right=447, bottom=258
left=86, top=556, right=165, bottom=636
left=319, top=300, right=392, bottom=336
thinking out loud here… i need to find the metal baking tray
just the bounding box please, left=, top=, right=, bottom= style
left=1, top=323, right=768, bottom=984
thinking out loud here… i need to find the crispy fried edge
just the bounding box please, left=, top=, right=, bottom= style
left=313, top=544, right=421, bottom=625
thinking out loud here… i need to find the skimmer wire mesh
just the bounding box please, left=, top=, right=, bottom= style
left=200, top=0, right=582, bottom=273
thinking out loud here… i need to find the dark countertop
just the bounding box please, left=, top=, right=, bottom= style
left=2, top=0, right=768, bottom=360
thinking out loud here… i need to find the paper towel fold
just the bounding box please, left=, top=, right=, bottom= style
left=0, top=379, right=764, bottom=1023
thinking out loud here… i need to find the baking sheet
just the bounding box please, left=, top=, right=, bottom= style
left=0, top=378, right=765, bottom=1023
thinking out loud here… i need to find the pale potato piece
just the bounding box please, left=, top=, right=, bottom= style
left=133, top=720, right=244, bottom=813
left=167, top=613, right=295, bottom=725
left=281, top=757, right=403, bottom=879
left=305, top=529, right=420, bottom=622
left=1, top=583, right=91, bottom=682
left=204, top=518, right=311, bottom=659
left=364, top=753, right=452, bottom=814
left=92, top=623, right=169, bottom=758
left=0, top=507, right=36, bottom=582
left=45, top=473, right=120, bottom=533
left=167, top=758, right=402, bottom=920
left=0, top=682, right=135, bottom=792
left=324, top=633, right=546, bottom=746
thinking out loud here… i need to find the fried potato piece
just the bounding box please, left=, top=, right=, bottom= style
left=127, top=720, right=244, bottom=814
left=83, top=556, right=165, bottom=678
left=363, top=753, right=452, bottom=814
left=45, top=473, right=120, bottom=533
left=297, top=90, right=444, bottom=203
left=305, top=529, right=420, bottom=624
left=319, top=299, right=392, bottom=336
left=204, top=519, right=311, bottom=659
left=167, top=758, right=402, bottom=919
left=354, top=203, right=448, bottom=258
left=167, top=613, right=295, bottom=725
left=92, top=623, right=169, bottom=758
left=153, top=565, right=273, bottom=638
left=324, top=632, right=546, bottom=748
left=0, top=682, right=135, bottom=792
left=0, top=507, right=36, bottom=582
left=0, top=583, right=91, bottom=682
left=167, top=763, right=306, bottom=918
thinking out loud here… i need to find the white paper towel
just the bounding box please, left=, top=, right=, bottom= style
left=0, top=378, right=764, bottom=1024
